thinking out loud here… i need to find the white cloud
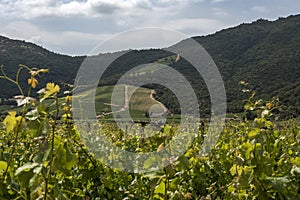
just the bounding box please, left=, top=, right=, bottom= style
left=0, top=21, right=110, bottom=55
left=0, top=0, right=155, bottom=19
left=1, top=0, right=298, bottom=55
left=166, top=18, right=229, bottom=36
left=212, top=7, right=228, bottom=16
left=251, top=6, right=270, bottom=13
left=211, top=0, right=225, bottom=3
left=0, top=0, right=57, bottom=18
left=0, top=0, right=231, bottom=54
left=90, top=27, right=187, bottom=54
left=0, top=0, right=200, bottom=54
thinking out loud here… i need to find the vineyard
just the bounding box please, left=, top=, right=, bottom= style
left=0, top=66, right=300, bottom=199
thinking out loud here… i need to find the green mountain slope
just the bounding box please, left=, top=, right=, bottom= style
left=0, top=36, right=85, bottom=97
left=0, top=14, right=299, bottom=117
left=195, top=14, right=300, bottom=116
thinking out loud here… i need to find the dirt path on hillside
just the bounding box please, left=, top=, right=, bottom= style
left=124, top=85, right=129, bottom=109
left=149, top=90, right=169, bottom=115
left=97, top=85, right=168, bottom=118
left=97, top=85, right=128, bottom=118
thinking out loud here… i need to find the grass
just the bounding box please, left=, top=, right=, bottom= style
left=126, top=55, right=177, bottom=78
left=95, top=85, right=164, bottom=120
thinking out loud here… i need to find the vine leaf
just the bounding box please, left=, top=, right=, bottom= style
left=41, top=82, right=60, bottom=102
left=15, top=163, right=40, bottom=176
left=3, top=111, right=17, bottom=133
left=0, top=161, right=8, bottom=173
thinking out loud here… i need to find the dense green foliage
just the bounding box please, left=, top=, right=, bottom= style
left=1, top=14, right=300, bottom=117
left=0, top=67, right=300, bottom=199
left=195, top=15, right=300, bottom=116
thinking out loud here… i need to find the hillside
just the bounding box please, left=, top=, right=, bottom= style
left=0, top=14, right=300, bottom=117
left=94, top=84, right=167, bottom=120
left=194, top=15, right=300, bottom=116
left=0, top=36, right=85, bottom=97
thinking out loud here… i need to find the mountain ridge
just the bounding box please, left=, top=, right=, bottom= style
left=0, top=14, right=299, bottom=117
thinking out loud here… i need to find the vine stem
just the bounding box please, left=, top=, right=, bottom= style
left=0, top=64, right=31, bottom=96
left=164, top=168, right=169, bottom=200
left=71, top=138, right=98, bottom=168
left=1, top=84, right=32, bottom=184
left=44, top=96, right=59, bottom=200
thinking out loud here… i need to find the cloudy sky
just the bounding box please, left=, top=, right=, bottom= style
left=0, top=0, right=299, bottom=55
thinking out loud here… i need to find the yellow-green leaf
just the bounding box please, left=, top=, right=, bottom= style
left=230, top=164, right=243, bottom=176
left=248, top=128, right=260, bottom=138
left=154, top=178, right=165, bottom=199
left=291, top=157, right=300, bottom=167
left=0, top=161, right=8, bottom=172
left=3, top=111, right=17, bottom=133
left=244, top=103, right=254, bottom=111
left=46, top=82, right=60, bottom=93
left=41, top=82, right=60, bottom=101
left=38, top=68, right=49, bottom=74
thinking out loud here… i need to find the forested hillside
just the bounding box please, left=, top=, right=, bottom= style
left=0, top=36, right=85, bottom=97
left=0, top=14, right=299, bottom=117
left=195, top=14, right=300, bottom=116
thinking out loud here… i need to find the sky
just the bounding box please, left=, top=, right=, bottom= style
left=0, top=0, right=299, bottom=55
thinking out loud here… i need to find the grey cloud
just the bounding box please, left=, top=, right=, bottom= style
left=90, top=1, right=122, bottom=14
